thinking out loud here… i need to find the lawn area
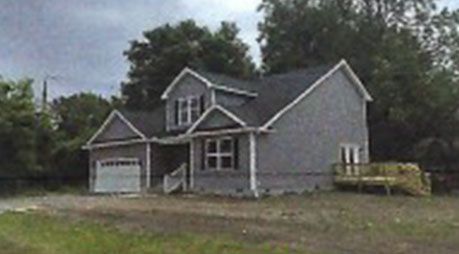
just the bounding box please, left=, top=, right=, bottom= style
left=0, top=212, right=293, bottom=254
left=0, top=192, right=459, bottom=254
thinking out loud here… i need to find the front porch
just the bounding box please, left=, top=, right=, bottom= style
left=150, top=131, right=257, bottom=196
left=149, top=141, right=190, bottom=193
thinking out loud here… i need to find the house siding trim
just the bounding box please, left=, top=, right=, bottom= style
left=213, top=85, right=258, bottom=97
left=86, top=128, right=263, bottom=148
left=83, top=139, right=147, bottom=150
left=155, top=127, right=271, bottom=145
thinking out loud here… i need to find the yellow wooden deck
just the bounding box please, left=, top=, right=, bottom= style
left=334, top=176, right=397, bottom=185
left=332, top=163, right=431, bottom=196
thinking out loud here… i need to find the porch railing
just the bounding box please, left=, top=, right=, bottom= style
left=163, top=163, right=187, bottom=194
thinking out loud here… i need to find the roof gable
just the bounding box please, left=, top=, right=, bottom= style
left=87, top=110, right=146, bottom=145
left=187, top=105, right=246, bottom=134
left=161, top=68, right=212, bottom=100
left=260, top=59, right=372, bottom=129
left=161, top=67, right=257, bottom=100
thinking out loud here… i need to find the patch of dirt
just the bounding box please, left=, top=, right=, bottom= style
left=29, top=193, right=459, bottom=254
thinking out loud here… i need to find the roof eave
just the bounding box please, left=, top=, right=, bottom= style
left=339, top=59, right=373, bottom=102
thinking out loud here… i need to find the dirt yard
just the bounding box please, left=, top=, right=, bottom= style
left=17, top=192, right=457, bottom=254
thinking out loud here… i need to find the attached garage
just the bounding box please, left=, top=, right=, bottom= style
left=85, top=110, right=152, bottom=194
left=94, top=158, right=141, bottom=193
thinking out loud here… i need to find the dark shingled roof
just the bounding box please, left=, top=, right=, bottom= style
left=210, top=64, right=334, bottom=126
left=118, top=106, right=166, bottom=138
left=119, top=64, right=335, bottom=137
left=194, top=70, right=260, bottom=93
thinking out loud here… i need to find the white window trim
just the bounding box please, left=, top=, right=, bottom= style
left=178, top=98, right=187, bottom=126
left=177, top=96, right=200, bottom=126
left=205, top=137, right=235, bottom=171
left=189, top=96, right=201, bottom=123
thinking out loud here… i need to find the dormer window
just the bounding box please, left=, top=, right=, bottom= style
left=175, top=96, right=204, bottom=126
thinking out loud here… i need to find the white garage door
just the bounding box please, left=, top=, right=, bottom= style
left=94, top=158, right=141, bottom=193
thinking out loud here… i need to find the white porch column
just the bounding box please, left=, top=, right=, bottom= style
left=146, top=142, right=151, bottom=189
left=249, top=132, right=259, bottom=197
left=189, top=140, right=194, bottom=189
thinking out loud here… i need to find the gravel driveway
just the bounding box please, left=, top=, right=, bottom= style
left=0, top=194, right=139, bottom=214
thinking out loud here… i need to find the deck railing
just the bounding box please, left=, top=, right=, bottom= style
left=163, top=163, right=187, bottom=194
left=332, top=163, right=431, bottom=196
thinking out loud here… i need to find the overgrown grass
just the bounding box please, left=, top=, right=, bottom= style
left=0, top=212, right=297, bottom=254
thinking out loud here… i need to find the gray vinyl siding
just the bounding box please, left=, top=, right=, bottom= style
left=166, top=74, right=212, bottom=132
left=215, top=90, right=252, bottom=107
left=256, top=69, right=370, bottom=194
left=195, top=110, right=240, bottom=131
left=89, top=143, right=147, bottom=192
left=191, top=134, right=251, bottom=195
left=93, top=115, right=141, bottom=143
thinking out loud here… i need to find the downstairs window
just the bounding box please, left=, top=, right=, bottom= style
left=205, top=137, right=237, bottom=170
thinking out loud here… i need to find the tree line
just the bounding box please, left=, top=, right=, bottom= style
left=1, top=0, right=458, bottom=190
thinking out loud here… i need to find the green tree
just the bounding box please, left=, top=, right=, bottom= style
left=122, top=20, right=256, bottom=110
left=258, top=0, right=459, bottom=163
left=0, top=78, right=37, bottom=175
left=50, top=93, right=113, bottom=183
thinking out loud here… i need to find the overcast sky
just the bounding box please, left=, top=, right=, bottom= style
left=0, top=0, right=457, bottom=99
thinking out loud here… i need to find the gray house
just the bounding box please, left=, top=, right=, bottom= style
left=84, top=59, right=372, bottom=196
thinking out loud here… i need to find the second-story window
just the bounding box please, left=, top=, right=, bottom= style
left=176, top=96, right=201, bottom=126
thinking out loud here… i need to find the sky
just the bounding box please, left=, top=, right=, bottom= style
left=0, top=0, right=457, bottom=99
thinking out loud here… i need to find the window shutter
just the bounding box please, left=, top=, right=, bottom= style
left=234, top=138, right=239, bottom=170
left=199, top=95, right=205, bottom=114
left=174, top=100, right=179, bottom=125
left=201, top=139, right=206, bottom=170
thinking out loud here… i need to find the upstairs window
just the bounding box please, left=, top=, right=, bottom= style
left=175, top=96, right=203, bottom=126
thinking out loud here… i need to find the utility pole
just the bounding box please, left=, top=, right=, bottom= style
left=42, top=74, right=58, bottom=112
